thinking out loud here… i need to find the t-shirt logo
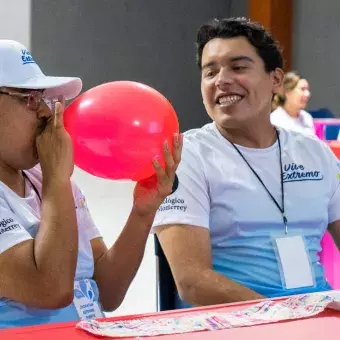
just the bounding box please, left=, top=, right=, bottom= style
left=283, top=163, right=323, bottom=183
left=336, top=162, right=340, bottom=180
left=76, top=192, right=87, bottom=210
left=79, top=196, right=86, bottom=208
left=0, top=218, right=20, bottom=235
left=21, top=49, right=35, bottom=65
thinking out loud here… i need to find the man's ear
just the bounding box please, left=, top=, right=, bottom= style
left=272, top=68, right=284, bottom=94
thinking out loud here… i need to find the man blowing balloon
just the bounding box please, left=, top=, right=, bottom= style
left=0, top=40, right=182, bottom=329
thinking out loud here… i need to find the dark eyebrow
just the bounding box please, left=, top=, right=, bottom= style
left=201, top=61, right=217, bottom=71
left=229, top=56, right=254, bottom=63
left=201, top=56, right=254, bottom=71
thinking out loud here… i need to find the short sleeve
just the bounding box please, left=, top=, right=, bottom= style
left=73, top=185, right=102, bottom=240
left=152, top=139, right=210, bottom=231
left=0, top=198, right=32, bottom=254
left=327, top=145, right=340, bottom=223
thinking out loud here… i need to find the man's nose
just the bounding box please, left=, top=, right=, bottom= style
left=215, top=67, right=234, bottom=87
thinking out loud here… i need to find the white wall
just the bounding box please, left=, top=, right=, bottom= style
left=72, top=167, right=157, bottom=316
left=0, top=0, right=31, bottom=48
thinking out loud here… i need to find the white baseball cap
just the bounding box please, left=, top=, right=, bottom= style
left=0, top=40, right=82, bottom=100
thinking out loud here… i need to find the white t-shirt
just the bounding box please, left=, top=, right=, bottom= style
left=271, top=106, right=315, bottom=135
left=0, top=165, right=102, bottom=328
left=152, top=123, right=340, bottom=306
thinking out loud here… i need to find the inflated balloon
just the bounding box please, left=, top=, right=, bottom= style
left=64, top=81, right=179, bottom=181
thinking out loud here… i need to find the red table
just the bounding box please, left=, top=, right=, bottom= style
left=1, top=298, right=340, bottom=339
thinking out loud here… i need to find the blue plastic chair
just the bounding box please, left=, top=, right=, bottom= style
left=325, top=126, right=340, bottom=140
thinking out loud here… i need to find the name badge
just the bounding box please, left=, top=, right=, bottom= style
left=73, top=279, right=104, bottom=320
left=272, top=233, right=315, bottom=289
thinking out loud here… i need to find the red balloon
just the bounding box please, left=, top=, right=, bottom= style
left=64, top=81, right=179, bottom=181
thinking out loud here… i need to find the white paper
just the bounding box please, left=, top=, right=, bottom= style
left=316, top=290, right=340, bottom=310
left=76, top=294, right=336, bottom=338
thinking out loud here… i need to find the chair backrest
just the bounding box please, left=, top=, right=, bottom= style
left=154, top=235, right=176, bottom=311
left=309, top=108, right=335, bottom=119
left=325, top=125, right=340, bottom=140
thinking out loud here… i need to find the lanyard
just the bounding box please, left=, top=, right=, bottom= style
left=22, top=171, right=42, bottom=203
left=229, top=129, right=288, bottom=234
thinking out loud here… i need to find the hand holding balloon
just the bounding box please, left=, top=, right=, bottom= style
left=132, top=133, right=183, bottom=216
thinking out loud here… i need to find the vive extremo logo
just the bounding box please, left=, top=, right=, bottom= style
left=21, top=49, right=35, bottom=65
left=282, top=163, right=323, bottom=183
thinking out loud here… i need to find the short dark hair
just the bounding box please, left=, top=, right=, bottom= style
left=196, top=17, right=284, bottom=73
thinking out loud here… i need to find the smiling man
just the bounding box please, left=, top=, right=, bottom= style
left=152, top=18, right=340, bottom=308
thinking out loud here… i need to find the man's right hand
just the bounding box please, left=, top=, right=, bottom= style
left=36, top=97, right=74, bottom=184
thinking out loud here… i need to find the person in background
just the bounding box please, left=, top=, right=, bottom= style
left=271, top=71, right=315, bottom=135
left=0, top=40, right=182, bottom=328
